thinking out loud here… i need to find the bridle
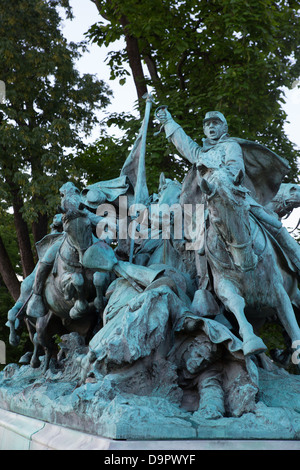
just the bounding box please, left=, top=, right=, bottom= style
left=203, top=191, right=267, bottom=273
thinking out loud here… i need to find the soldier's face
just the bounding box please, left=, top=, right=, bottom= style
left=203, top=119, right=225, bottom=140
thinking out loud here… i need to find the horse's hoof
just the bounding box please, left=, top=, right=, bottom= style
left=9, top=334, right=20, bottom=347
left=69, top=306, right=85, bottom=320
left=30, top=357, right=41, bottom=369
left=70, top=300, right=88, bottom=320
left=42, top=364, right=50, bottom=374
left=19, top=351, right=33, bottom=364
left=243, top=336, right=267, bottom=356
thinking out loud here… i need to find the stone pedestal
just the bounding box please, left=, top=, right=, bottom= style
left=1, top=408, right=300, bottom=450
left=1, top=361, right=300, bottom=442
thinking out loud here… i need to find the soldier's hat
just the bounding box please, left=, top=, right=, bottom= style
left=203, top=111, right=227, bottom=125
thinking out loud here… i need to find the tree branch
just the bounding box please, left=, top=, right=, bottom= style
left=0, top=234, right=20, bottom=301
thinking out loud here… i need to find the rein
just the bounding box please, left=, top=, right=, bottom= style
left=225, top=239, right=253, bottom=250
left=204, top=206, right=268, bottom=273
left=58, top=236, right=83, bottom=268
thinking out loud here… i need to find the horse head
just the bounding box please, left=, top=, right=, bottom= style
left=266, top=183, right=300, bottom=219
left=199, top=168, right=258, bottom=272
left=61, top=207, right=93, bottom=265
left=156, top=172, right=182, bottom=206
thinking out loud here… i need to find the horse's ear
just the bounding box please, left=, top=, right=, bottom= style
left=233, top=169, right=244, bottom=186
left=199, top=176, right=213, bottom=195
left=159, top=172, right=166, bottom=187
left=196, top=170, right=202, bottom=187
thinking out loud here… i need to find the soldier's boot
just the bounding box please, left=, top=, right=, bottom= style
left=195, top=374, right=225, bottom=420
left=27, top=262, right=53, bottom=318
left=274, top=226, right=300, bottom=272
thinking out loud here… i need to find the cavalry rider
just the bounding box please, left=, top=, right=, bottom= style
left=26, top=183, right=83, bottom=319
left=26, top=177, right=132, bottom=319
left=156, top=108, right=300, bottom=275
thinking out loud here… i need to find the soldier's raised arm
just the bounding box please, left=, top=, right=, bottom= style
left=156, top=107, right=201, bottom=165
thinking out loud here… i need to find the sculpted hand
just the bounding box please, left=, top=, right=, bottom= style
left=155, top=106, right=173, bottom=125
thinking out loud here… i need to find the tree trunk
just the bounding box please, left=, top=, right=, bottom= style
left=10, top=188, right=35, bottom=278
left=0, top=235, right=20, bottom=301
left=32, top=211, right=49, bottom=245
left=92, top=1, right=148, bottom=107
left=119, top=15, right=148, bottom=105
left=143, top=53, right=161, bottom=88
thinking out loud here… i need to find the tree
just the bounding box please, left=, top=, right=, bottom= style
left=0, top=208, right=21, bottom=301
left=87, top=0, right=300, bottom=183
left=0, top=0, right=112, bottom=298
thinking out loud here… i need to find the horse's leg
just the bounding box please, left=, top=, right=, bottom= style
left=7, top=270, right=36, bottom=346
left=292, top=288, right=300, bottom=311
left=7, top=301, right=23, bottom=346
left=30, top=313, right=54, bottom=371
left=30, top=315, right=48, bottom=369
left=69, top=273, right=89, bottom=320
left=30, top=332, right=42, bottom=368
left=216, top=279, right=267, bottom=356
left=93, top=271, right=106, bottom=313
left=30, top=315, right=48, bottom=368
left=27, top=261, right=53, bottom=318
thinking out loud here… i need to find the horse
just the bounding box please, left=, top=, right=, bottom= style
left=7, top=206, right=110, bottom=372
left=198, top=168, right=300, bottom=357
left=132, top=173, right=197, bottom=297
left=266, top=182, right=300, bottom=219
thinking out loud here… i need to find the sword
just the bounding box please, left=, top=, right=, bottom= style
left=16, top=291, right=33, bottom=319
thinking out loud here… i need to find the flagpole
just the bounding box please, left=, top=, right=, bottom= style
left=129, top=93, right=154, bottom=263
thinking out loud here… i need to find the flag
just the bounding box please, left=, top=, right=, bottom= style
left=120, top=95, right=154, bottom=206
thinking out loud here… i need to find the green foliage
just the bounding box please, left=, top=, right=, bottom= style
left=0, top=284, right=30, bottom=368
left=0, top=0, right=113, bottom=326
left=0, top=0, right=112, bottom=227
left=0, top=209, right=21, bottom=275
left=87, top=0, right=300, bottom=183
left=74, top=112, right=188, bottom=193
left=259, top=322, right=286, bottom=352
left=259, top=321, right=300, bottom=375
left=0, top=285, right=14, bottom=369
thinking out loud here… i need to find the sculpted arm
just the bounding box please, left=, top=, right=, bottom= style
left=223, top=141, right=246, bottom=180
left=157, top=109, right=201, bottom=165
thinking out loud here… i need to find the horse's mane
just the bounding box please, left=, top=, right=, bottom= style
left=62, top=207, right=87, bottom=224
left=208, top=168, right=250, bottom=208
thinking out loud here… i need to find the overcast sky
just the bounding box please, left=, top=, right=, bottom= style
left=60, top=0, right=300, bottom=229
